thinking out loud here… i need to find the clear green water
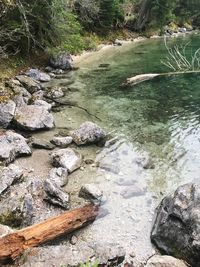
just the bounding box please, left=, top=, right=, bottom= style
left=54, top=34, right=200, bottom=263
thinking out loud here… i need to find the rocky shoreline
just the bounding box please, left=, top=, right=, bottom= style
left=0, top=48, right=198, bottom=267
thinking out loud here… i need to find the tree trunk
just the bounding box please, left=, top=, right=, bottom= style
left=134, top=0, right=152, bottom=31
left=0, top=204, right=99, bottom=263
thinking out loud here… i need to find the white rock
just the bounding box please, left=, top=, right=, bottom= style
left=51, top=148, right=82, bottom=173
left=51, top=136, right=73, bottom=147
left=0, top=131, right=32, bottom=163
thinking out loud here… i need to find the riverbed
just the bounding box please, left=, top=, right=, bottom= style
left=15, top=33, right=200, bottom=266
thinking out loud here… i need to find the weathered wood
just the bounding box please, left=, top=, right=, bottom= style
left=123, top=70, right=200, bottom=87
left=125, top=73, right=160, bottom=86
left=0, top=204, right=99, bottom=263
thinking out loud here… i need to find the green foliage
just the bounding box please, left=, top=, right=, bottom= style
left=80, top=260, right=99, bottom=267
left=1, top=0, right=200, bottom=58
left=99, top=0, right=124, bottom=29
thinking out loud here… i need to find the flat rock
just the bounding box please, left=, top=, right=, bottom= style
left=0, top=100, right=16, bottom=128
left=71, top=121, right=106, bottom=145
left=0, top=164, right=23, bottom=195
left=51, top=136, right=73, bottom=147
left=79, top=183, right=103, bottom=204
left=145, top=255, right=189, bottom=267
left=25, top=68, right=51, bottom=82
left=151, top=183, right=200, bottom=266
left=18, top=241, right=125, bottom=267
left=44, top=179, right=70, bottom=209
left=32, top=138, right=55, bottom=150
left=0, top=131, right=32, bottom=164
left=14, top=105, right=55, bottom=131
left=48, top=167, right=68, bottom=187
left=51, top=148, right=82, bottom=173
left=16, top=75, right=41, bottom=94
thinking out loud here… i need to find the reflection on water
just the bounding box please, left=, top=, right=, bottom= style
left=56, top=34, right=200, bottom=262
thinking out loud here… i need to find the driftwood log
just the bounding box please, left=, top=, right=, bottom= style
left=0, top=204, right=99, bottom=263
left=123, top=70, right=200, bottom=87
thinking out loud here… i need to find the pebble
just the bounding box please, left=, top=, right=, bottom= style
left=70, top=235, right=78, bottom=245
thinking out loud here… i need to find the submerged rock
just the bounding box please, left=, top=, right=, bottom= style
left=51, top=148, right=82, bottom=173
left=25, top=68, right=51, bottom=82
left=51, top=136, right=73, bottom=147
left=151, top=183, right=200, bottom=266
left=0, top=100, right=16, bottom=128
left=16, top=75, right=41, bottom=94
left=0, top=164, right=23, bottom=195
left=48, top=167, right=68, bottom=187
left=0, top=131, right=32, bottom=164
left=50, top=52, right=73, bottom=70
left=79, top=183, right=103, bottom=204
left=44, top=179, right=70, bottom=209
left=135, top=155, right=155, bottom=169
left=14, top=105, right=55, bottom=131
left=145, top=255, right=189, bottom=267
left=72, top=121, right=106, bottom=145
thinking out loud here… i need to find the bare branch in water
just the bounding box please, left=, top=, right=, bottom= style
left=162, top=36, right=200, bottom=72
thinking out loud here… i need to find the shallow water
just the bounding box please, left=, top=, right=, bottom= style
left=17, top=33, right=200, bottom=264
left=65, top=33, right=200, bottom=262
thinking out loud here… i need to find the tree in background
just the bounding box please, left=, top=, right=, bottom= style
left=99, top=0, right=124, bottom=29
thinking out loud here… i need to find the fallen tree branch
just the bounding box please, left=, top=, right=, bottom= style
left=0, top=204, right=99, bottom=263
left=123, top=70, right=200, bottom=87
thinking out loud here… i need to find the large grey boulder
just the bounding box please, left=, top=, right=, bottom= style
left=0, top=100, right=16, bottom=128
left=0, top=131, right=32, bottom=163
left=145, top=255, right=189, bottom=267
left=151, top=183, right=200, bottom=266
left=50, top=52, right=73, bottom=70
left=44, top=179, right=70, bottom=209
left=51, top=148, right=82, bottom=173
left=16, top=75, right=41, bottom=94
left=25, top=69, right=51, bottom=82
left=48, top=167, right=68, bottom=187
left=0, top=164, right=23, bottom=195
left=71, top=121, right=106, bottom=145
left=14, top=105, right=55, bottom=131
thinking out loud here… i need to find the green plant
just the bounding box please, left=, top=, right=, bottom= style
left=80, top=260, right=99, bottom=267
